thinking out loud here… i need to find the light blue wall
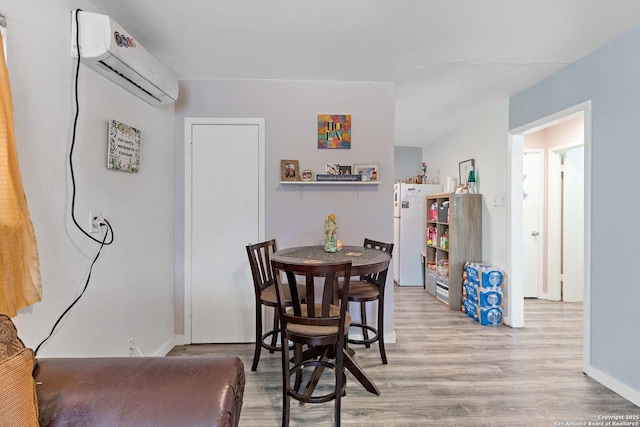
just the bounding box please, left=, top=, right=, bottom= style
left=510, top=27, right=640, bottom=394
left=394, top=146, right=422, bottom=182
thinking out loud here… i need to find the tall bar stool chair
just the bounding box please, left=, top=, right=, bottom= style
left=340, top=238, right=393, bottom=364
left=271, top=259, right=353, bottom=427
left=246, top=239, right=306, bottom=371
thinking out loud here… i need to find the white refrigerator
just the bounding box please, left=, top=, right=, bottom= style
left=393, top=183, right=442, bottom=286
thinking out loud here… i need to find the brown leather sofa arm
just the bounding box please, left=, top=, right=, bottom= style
left=34, top=356, right=245, bottom=427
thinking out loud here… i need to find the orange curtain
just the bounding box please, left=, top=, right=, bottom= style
left=0, top=32, right=42, bottom=317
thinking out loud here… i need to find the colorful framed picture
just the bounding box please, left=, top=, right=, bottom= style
left=280, top=159, right=300, bottom=181
left=353, top=163, right=379, bottom=182
left=318, top=114, right=351, bottom=149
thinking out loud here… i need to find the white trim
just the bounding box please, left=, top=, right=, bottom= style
left=584, top=364, right=640, bottom=407
left=174, top=334, right=186, bottom=346
left=508, top=101, right=592, bottom=371
left=153, top=336, right=177, bottom=357
left=547, top=148, right=562, bottom=301
left=183, top=117, right=266, bottom=345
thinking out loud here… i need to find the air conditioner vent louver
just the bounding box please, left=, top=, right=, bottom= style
left=97, top=60, right=162, bottom=104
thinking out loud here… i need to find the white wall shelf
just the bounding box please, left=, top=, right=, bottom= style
left=279, top=181, right=381, bottom=185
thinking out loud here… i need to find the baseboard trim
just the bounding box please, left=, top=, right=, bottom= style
left=153, top=336, right=177, bottom=356
left=585, top=364, right=640, bottom=407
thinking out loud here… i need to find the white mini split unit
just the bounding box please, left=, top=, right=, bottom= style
left=71, top=10, right=178, bottom=106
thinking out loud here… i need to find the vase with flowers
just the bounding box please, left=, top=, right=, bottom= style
left=421, top=162, right=428, bottom=183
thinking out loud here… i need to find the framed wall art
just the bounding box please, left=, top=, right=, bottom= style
left=107, top=119, right=140, bottom=173
left=280, top=159, right=300, bottom=181
left=317, top=114, right=351, bottom=149
left=459, top=159, right=475, bottom=184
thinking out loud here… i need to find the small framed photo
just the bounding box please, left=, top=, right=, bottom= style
left=353, top=162, right=379, bottom=182
left=338, top=165, right=352, bottom=175
left=301, top=169, right=314, bottom=181
left=459, top=159, right=475, bottom=184
left=281, top=159, right=300, bottom=181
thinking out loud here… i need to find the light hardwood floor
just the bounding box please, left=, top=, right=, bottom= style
left=168, top=286, right=639, bottom=426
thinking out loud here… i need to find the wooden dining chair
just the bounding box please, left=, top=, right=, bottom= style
left=246, top=239, right=306, bottom=371
left=339, top=238, right=393, bottom=364
left=271, top=259, right=353, bottom=427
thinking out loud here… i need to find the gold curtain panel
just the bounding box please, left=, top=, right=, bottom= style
left=0, top=32, right=42, bottom=317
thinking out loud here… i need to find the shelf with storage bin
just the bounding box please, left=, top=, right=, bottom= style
left=425, top=193, right=482, bottom=311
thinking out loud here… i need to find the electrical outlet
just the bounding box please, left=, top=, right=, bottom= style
left=126, top=337, right=135, bottom=357
left=89, top=211, right=102, bottom=233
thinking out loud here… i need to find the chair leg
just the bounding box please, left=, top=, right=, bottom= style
left=281, top=337, right=291, bottom=427
left=377, top=298, right=387, bottom=364
left=293, top=343, right=303, bottom=392
left=270, top=309, right=279, bottom=353
left=360, top=301, right=370, bottom=348
left=252, top=303, right=263, bottom=371
left=335, top=341, right=345, bottom=426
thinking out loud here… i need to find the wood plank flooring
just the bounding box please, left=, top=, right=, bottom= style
left=168, top=286, right=639, bottom=426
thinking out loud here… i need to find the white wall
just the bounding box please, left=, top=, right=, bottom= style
left=174, top=79, right=395, bottom=338
left=5, top=0, right=175, bottom=357
left=422, top=99, right=510, bottom=271
left=510, top=25, right=640, bottom=403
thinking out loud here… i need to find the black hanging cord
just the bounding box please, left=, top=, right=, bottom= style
left=69, top=9, right=114, bottom=245
left=34, top=223, right=110, bottom=356
left=35, top=9, right=115, bottom=356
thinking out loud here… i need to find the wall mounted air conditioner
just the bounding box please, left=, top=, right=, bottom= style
left=71, top=10, right=178, bottom=106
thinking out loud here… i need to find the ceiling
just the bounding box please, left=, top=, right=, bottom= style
left=88, top=0, right=640, bottom=146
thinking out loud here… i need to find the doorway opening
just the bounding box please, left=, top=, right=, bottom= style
left=522, top=116, right=585, bottom=302
left=507, top=101, right=591, bottom=372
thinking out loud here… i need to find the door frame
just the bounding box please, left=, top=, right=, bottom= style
left=507, top=101, right=591, bottom=372
left=183, top=117, right=265, bottom=344
left=547, top=141, right=584, bottom=301
left=523, top=148, right=545, bottom=299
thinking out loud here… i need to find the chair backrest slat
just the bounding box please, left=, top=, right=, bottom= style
left=246, top=239, right=279, bottom=296
left=361, top=238, right=394, bottom=285
left=272, top=260, right=352, bottom=338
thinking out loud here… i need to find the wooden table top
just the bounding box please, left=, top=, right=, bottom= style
left=272, top=245, right=391, bottom=277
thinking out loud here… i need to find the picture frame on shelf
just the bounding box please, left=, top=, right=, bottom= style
left=459, top=159, right=475, bottom=184
left=281, top=159, right=300, bottom=181
left=301, top=169, right=314, bottom=181
left=338, top=165, right=352, bottom=175
left=353, top=162, right=379, bottom=182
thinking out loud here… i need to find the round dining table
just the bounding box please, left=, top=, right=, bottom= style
left=272, top=244, right=391, bottom=396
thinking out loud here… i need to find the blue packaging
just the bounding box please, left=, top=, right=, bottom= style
left=478, top=287, right=503, bottom=307
left=478, top=307, right=502, bottom=326
left=463, top=298, right=478, bottom=321
left=465, top=263, right=504, bottom=287
left=464, top=281, right=478, bottom=304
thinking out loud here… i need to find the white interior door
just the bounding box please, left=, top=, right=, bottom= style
left=186, top=118, right=265, bottom=343
left=523, top=150, right=543, bottom=298
left=562, top=145, right=584, bottom=302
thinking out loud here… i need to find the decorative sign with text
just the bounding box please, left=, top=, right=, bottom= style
left=108, top=119, right=140, bottom=173
left=318, top=114, right=351, bottom=149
